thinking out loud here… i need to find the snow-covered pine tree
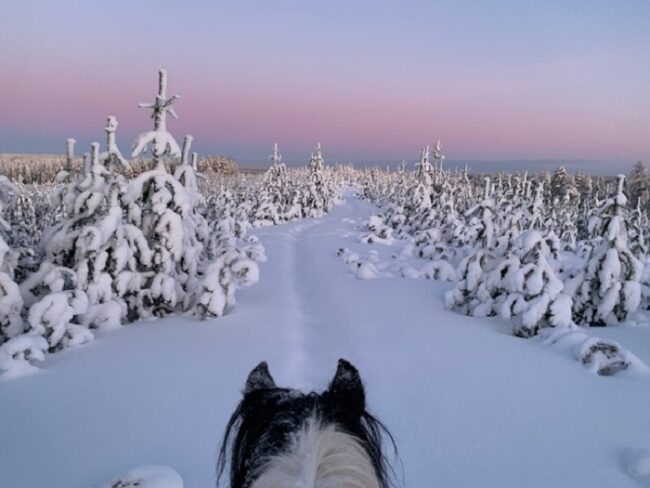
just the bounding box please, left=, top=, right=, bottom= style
left=567, top=175, right=643, bottom=325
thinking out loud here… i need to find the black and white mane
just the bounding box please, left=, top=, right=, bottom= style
left=217, top=359, right=397, bottom=488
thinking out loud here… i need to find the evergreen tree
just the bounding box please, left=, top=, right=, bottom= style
left=568, top=175, right=642, bottom=325
left=627, top=160, right=648, bottom=209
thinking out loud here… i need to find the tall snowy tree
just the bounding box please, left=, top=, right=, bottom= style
left=132, top=69, right=182, bottom=168
left=567, top=175, right=643, bottom=325
left=550, top=165, right=578, bottom=204
left=627, top=160, right=648, bottom=209
left=0, top=177, right=23, bottom=344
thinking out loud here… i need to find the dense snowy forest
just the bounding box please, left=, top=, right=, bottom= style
left=2, top=71, right=650, bottom=381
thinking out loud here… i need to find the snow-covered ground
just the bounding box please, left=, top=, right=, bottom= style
left=1, top=193, right=650, bottom=488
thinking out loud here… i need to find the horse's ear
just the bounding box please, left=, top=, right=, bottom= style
left=244, top=361, right=276, bottom=394
left=327, top=359, right=366, bottom=413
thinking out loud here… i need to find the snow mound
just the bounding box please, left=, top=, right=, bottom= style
left=360, top=215, right=395, bottom=245
left=400, top=266, right=421, bottom=279
left=337, top=248, right=360, bottom=265
left=578, top=338, right=630, bottom=376
left=354, top=261, right=380, bottom=280
left=540, top=327, right=648, bottom=376
left=623, top=449, right=650, bottom=486
left=419, top=260, right=456, bottom=281
left=101, top=465, right=183, bottom=488
left=0, top=334, right=48, bottom=379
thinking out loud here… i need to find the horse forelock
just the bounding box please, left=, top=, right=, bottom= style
left=251, top=417, right=381, bottom=488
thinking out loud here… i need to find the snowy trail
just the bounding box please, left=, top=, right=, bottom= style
left=2, top=193, right=650, bottom=488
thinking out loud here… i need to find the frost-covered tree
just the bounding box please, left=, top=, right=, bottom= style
left=431, top=139, right=445, bottom=179
left=44, top=133, right=135, bottom=329
left=567, top=175, right=643, bottom=325
left=0, top=177, right=23, bottom=344
left=132, top=69, right=181, bottom=167
left=404, top=146, right=434, bottom=226
left=445, top=231, right=572, bottom=337
left=498, top=231, right=573, bottom=337
left=463, top=177, right=496, bottom=248
left=627, top=160, right=648, bottom=209
left=266, top=142, right=287, bottom=189
left=303, top=143, right=329, bottom=217
left=253, top=143, right=286, bottom=226
left=550, top=166, right=578, bottom=203
left=102, top=116, right=129, bottom=170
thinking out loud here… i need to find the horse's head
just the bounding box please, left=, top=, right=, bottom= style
left=217, top=359, right=395, bottom=488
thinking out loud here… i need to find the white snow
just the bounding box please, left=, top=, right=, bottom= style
left=1, top=193, right=650, bottom=487
left=100, top=465, right=183, bottom=488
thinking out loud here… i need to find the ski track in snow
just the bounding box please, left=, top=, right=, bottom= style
left=1, top=192, right=650, bottom=488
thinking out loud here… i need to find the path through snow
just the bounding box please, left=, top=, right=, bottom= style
left=1, top=194, right=650, bottom=487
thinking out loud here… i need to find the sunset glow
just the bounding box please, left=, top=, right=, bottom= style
left=2, top=0, right=649, bottom=165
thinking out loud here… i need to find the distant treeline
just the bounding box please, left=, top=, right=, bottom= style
left=0, top=153, right=240, bottom=184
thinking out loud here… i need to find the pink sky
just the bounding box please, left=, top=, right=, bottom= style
left=1, top=1, right=649, bottom=165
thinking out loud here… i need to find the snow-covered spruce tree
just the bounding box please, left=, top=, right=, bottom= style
left=54, top=138, right=77, bottom=184
left=550, top=165, right=578, bottom=205
left=498, top=231, right=573, bottom=337
left=444, top=249, right=496, bottom=318
left=518, top=181, right=544, bottom=232
left=383, top=161, right=410, bottom=232
left=0, top=180, right=64, bottom=372
left=567, top=175, right=643, bottom=325
left=132, top=69, right=181, bottom=168
left=431, top=139, right=445, bottom=183
left=627, top=160, right=648, bottom=210
left=302, top=143, right=329, bottom=218
left=0, top=177, right=24, bottom=344
left=127, top=153, right=202, bottom=316
left=127, top=71, right=258, bottom=318
left=445, top=230, right=572, bottom=337
left=404, top=146, right=434, bottom=230
left=463, top=177, right=496, bottom=248
left=42, top=116, right=142, bottom=330
left=628, top=198, right=648, bottom=259
left=266, top=142, right=287, bottom=190
left=1, top=179, right=49, bottom=282
left=253, top=143, right=285, bottom=226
